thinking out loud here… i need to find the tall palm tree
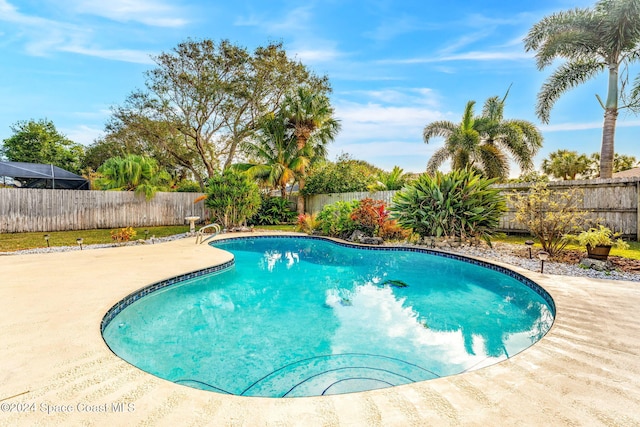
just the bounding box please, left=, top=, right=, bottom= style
left=524, top=0, right=640, bottom=178
left=541, top=149, right=591, bottom=180
left=424, top=96, right=542, bottom=180
left=235, top=114, right=309, bottom=198
left=281, top=86, right=341, bottom=213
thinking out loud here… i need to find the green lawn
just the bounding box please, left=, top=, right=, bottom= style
left=0, top=225, right=190, bottom=252
left=492, top=234, right=640, bottom=260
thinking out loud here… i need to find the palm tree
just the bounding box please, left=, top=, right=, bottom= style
left=235, top=114, right=309, bottom=198
left=424, top=95, right=542, bottom=180
left=95, top=154, right=171, bottom=199
left=541, top=149, right=591, bottom=180
left=524, top=0, right=640, bottom=178
left=281, top=86, right=341, bottom=213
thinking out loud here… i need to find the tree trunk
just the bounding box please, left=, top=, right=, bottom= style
left=600, top=64, right=619, bottom=179
left=296, top=135, right=307, bottom=214
left=600, top=108, right=618, bottom=178
left=297, top=177, right=305, bottom=214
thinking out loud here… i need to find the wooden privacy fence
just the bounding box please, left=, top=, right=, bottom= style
left=0, top=188, right=208, bottom=233
left=306, top=177, right=640, bottom=240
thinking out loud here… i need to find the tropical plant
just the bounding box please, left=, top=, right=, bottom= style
left=315, top=200, right=360, bottom=237
left=541, top=149, right=592, bottom=180
left=510, top=182, right=590, bottom=256
left=524, top=0, right=640, bottom=178
left=1, top=119, right=85, bottom=174
left=569, top=225, right=629, bottom=249
left=295, top=213, right=319, bottom=234
left=94, top=154, right=172, bottom=200
left=390, top=168, right=506, bottom=244
left=235, top=114, right=309, bottom=198
left=303, top=153, right=377, bottom=195
left=281, top=86, right=341, bottom=213
left=110, top=227, right=137, bottom=244
left=349, top=198, right=387, bottom=236
left=369, top=166, right=412, bottom=191
left=204, top=169, right=261, bottom=229
left=248, top=195, right=297, bottom=225
left=424, top=94, right=542, bottom=180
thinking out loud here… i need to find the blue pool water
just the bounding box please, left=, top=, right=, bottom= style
left=102, top=236, right=554, bottom=397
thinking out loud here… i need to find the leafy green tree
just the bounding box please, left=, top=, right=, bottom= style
left=303, top=153, right=377, bottom=195
left=1, top=119, right=84, bottom=173
left=587, top=152, right=638, bottom=177
left=541, top=149, right=592, bottom=180
left=110, top=39, right=330, bottom=182
left=94, top=154, right=171, bottom=199
left=524, top=0, right=640, bottom=178
left=204, top=169, right=261, bottom=229
left=424, top=94, right=542, bottom=180
left=391, top=168, right=506, bottom=244
left=234, top=114, right=309, bottom=198
left=281, top=86, right=341, bottom=213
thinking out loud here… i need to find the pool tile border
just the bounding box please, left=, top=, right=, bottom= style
left=100, top=259, right=235, bottom=332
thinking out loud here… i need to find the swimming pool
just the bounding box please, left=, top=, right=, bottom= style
left=102, top=236, right=555, bottom=398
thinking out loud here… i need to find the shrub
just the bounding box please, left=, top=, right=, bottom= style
left=510, top=181, right=589, bottom=256
left=350, top=198, right=386, bottom=236
left=204, top=169, right=261, bottom=229
left=248, top=195, right=297, bottom=225
left=175, top=180, right=202, bottom=192
left=296, top=213, right=319, bottom=234
left=111, top=227, right=137, bottom=243
left=315, top=200, right=360, bottom=237
left=302, top=154, right=377, bottom=195
left=390, top=169, right=506, bottom=245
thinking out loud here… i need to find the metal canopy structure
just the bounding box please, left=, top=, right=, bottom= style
left=0, top=161, right=89, bottom=189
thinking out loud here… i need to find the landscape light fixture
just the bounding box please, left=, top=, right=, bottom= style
left=76, top=238, right=84, bottom=250
left=144, top=229, right=150, bottom=240
left=44, top=234, right=50, bottom=248
left=525, top=240, right=534, bottom=259
left=537, top=251, right=549, bottom=273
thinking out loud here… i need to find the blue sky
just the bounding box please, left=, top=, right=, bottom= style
left=1, top=0, right=639, bottom=175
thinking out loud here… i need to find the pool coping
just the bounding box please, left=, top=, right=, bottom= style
left=1, top=231, right=639, bottom=426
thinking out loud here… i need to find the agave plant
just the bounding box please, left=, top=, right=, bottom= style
left=390, top=169, right=506, bottom=244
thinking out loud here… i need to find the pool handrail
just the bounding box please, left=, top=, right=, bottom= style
left=195, top=223, right=221, bottom=244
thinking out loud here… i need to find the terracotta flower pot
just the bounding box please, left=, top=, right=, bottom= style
left=586, top=244, right=611, bottom=261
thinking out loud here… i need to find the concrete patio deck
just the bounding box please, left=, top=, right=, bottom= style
left=0, top=234, right=639, bottom=426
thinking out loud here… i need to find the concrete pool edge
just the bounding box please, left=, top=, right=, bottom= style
left=1, top=232, right=639, bottom=426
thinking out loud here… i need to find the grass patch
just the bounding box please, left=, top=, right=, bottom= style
left=492, top=234, right=640, bottom=260
left=0, top=225, right=190, bottom=252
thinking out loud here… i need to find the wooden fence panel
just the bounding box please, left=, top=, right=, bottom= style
left=0, top=189, right=208, bottom=233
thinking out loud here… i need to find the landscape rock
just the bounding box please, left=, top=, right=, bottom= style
left=579, top=257, right=614, bottom=272
left=348, top=230, right=384, bottom=245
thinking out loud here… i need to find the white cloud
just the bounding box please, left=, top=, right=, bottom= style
left=541, top=120, right=640, bottom=132
left=69, top=0, right=188, bottom=27
left=293, top=47, right=343, bottom=64
left=235, top=6, right=312, bottom=33
left=0, top=0, right=155, bottom=63
left=379, top=50, right=532, bottom=65
left=60, top=45, right=154, bottom=64
left=63, top=125, right=104, bottom=145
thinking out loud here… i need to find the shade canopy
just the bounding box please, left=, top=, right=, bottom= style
left=0, top=161, right=89, bottom=189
